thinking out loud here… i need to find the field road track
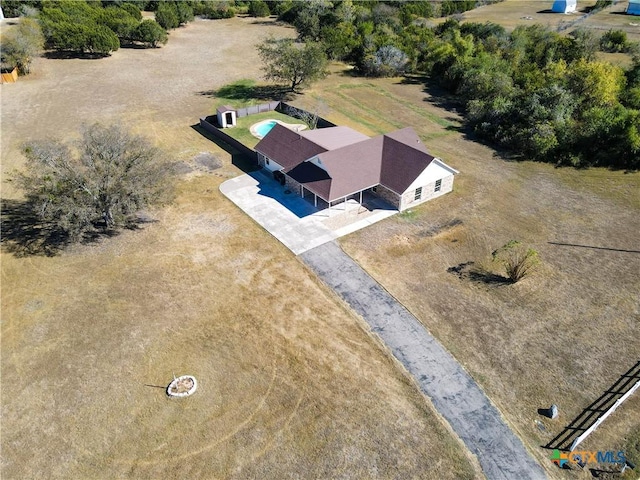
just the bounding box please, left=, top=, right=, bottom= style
left=300, top=241, right=548, bottom=480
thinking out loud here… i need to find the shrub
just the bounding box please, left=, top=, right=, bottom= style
left=248, top=1, right=270, bottom=17
left=362, top=45, right=409, bottom=77
left=600, top=29, right=629, bottom=53
left=491, top=240, right=540, bottom=283
left=133, top=19, right=168, bottom=47
left=155, top=2, right=179, bottom=29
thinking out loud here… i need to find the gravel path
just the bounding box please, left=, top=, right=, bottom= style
left=300, top=241, right=548, bottom=480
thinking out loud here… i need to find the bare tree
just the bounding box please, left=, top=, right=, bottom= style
left=15, top=124, right=174, bottom=241
left=283, top=101, right=328, bottom=130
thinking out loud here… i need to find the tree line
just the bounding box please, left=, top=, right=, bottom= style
left=268, top=1, right=639, bottom=170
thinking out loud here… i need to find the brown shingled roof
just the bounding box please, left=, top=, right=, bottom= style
left=379, top=128, right=435, bottom=194
left=216, top=105, right=235, bottom=113
left=299, top=127, right=370, bottom=150
left=315, top=136, right=384, bottom=201
left=258, top=124, right=443, bottom=203
left=286, top=161, right=332, bottom=199
left=255, top=124, right=327, bottom=171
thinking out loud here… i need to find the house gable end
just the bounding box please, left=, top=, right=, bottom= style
left=379, top=133, right=435, bottom=195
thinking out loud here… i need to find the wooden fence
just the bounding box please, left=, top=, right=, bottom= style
left=236, top=101, right=280, bottom=118
left=199, top=116, right=257, bottom=163
left=277, top=102, right=336, bottom=128
left=223, top=100, right=337, bottom=128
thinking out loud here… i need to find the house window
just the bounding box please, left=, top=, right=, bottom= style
left=266, top=158, right=270, bottom=165
left=435, top=179, right=442, bottom=192
left=372, top=186, right=377, bottom=193
left=415, top=187, right=422, bottom=200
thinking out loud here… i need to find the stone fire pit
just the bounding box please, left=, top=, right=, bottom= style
left=167, top=375, right=198, bottom=398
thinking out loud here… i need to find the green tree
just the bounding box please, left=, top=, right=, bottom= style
left=0, top=17, right=44, bottom=74
left=293, top=0, right=333, bottom=41
left=39, top=1, right=120, bottom=55
left=174, top=1, right=194, bottom=25
left=569, top=59, right=625, bottom=109
left=15, top=124, right=174, bottom=241
left=258, top=38, right=328, bottom=92
left=492, top=240, right=540, bottom=283
left=155, top=1, right=179, bottom=29
left=321, top=21, right=359, bottom=60
left=0, top=0, right=41, bottom=18
left=600, top=29, right=628, bottom=53
left=99, top=6, right=139, bottom=43
left=133, top=19, right=167, bottom=47
left=120, top=2, right=143, bottom=21
left=567, top=28, right=599, bottom=62
left=248, top=1, right=270, bottom=17
left=85, top=24, right=121, bottom=53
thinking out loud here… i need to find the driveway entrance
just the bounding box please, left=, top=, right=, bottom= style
left=220, top=170, right=397, bottom=255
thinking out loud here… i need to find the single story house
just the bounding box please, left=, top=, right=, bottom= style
left=255, top=124, right=458, bottom=212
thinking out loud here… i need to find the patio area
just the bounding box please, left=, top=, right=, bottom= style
left=220, top=170, right=397, bottom=255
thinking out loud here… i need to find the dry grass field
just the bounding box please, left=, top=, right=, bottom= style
left=455, top=0, right=640, bottom=42
left=315, top=73, right=640, bottom=478
left=3, top=11, right=639, bottom=480
left=1, top=17, right=482, bottom=480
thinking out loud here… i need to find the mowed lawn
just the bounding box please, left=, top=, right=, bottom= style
left=311, top=72, right=640, bottom=477
left=1, top=18, right=481, bottom=480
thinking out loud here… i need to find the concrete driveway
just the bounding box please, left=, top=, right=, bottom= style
left=220, top=170, right=397, bottom=255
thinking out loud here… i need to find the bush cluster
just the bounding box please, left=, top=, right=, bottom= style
left=39, top=1, right=170, bottom=54
left=275, top=2, right=639, bottom=169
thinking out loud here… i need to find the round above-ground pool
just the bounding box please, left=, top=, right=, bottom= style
left=250, top=119, right=307, bottom=139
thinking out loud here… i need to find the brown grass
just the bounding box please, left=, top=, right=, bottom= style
left=450, top=0, right=640, bottom=42
left=1, top=17, right=481, bottom=480
left=327, top=73, right=640, bottom=479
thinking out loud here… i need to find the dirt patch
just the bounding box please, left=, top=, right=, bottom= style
left=193, top=152, right=222, bottom=172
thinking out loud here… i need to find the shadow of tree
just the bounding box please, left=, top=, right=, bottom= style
left=43, top=50, right=110, bottom=60
left=198, top=83, right=293, bottom=102
left=1, top=199, right=70, bottom=256
left=1, top=199, right=152, bottom=257
left=447, top=261, right=512, bottom=286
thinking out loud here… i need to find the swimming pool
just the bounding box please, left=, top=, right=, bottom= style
left=254, top=120, right=277, bottom=138
left=250, top=119, right=308, bottom=139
